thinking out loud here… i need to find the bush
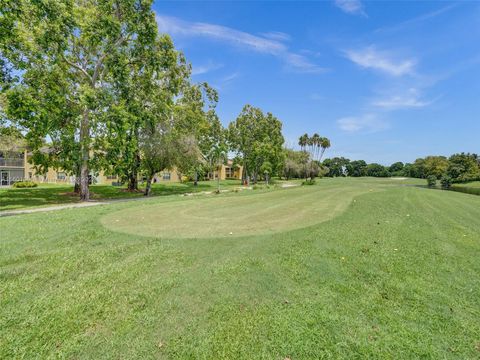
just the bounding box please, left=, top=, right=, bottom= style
left=302, top=179, right=316, bottom=186
left=12, top=181, right=38, bottom=188
left=426, top=175, right=437, bottom=187
left=440, top=175, right=452, bottom=189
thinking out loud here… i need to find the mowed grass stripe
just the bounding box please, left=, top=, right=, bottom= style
left=101, top=184, right=378, bottom=238
left=1, top=179, right=479, bottom=358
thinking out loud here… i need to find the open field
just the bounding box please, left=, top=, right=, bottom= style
left=0, top=180, right=244, bottom=212
left=1, top=177, right=480, bottom=358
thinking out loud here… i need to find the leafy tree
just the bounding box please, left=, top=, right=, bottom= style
left=447, top=153, right=480, bottom=183
left=440, top=175, right=452, bottom=189
left=209, top=143, right=227, bottom=193
left=174, top=83, right=222, bottom=185
left=346, top=160, right=367, bottom=177
left=281, top=148, right=307, bottom=180
left=389, top=162, right=404, bottom=176
left=323, top=157, right=350, bottom=177
left=1, top=0, right=159, bottom=200
left=228, top=105, right=284, bottom=184
left=427, top=175, right=437, bottom=187
left=260, top=161, right=273, bottom=185
left=140, top=121, right=179, bottom=196
left=366, top=163, right=390, bottom=177
left=423, top=156, right=449, bottom=179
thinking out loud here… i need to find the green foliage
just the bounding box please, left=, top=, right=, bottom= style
left=302, top=179, right=316, bottom=185
left=366, top=163, right=390, bottom=177
left=281, top=148, right=308, bottom=179
left=228, top=105, right=285, bottom=183
left=426, top=175, right=437, bottom=187
left=389, top=161, right=404, bottom=175
left=12, top=181, right=37, bottom=188
left=440, top=175, right=452, bottom=189
left=323, top=157, right=349, bottom=177
left=446, top=153, right=480, bottom=183
left=346, top=160, right=367, bottom=177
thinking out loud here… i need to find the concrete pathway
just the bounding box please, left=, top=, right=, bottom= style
left=0, top=184, right=298, bottom=217
left=0, top=201, right=109, bottom=217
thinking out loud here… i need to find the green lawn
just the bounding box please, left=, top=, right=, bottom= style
left=0, top=180, right=243, bottom=211
left=1, top=177, right=479, bottom=358
left=454, top=181, right=480, bottom=188
left=451, top=181, right=480, bottom=196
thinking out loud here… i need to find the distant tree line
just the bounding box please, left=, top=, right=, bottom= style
left=280, top=151, right=480, bottom=186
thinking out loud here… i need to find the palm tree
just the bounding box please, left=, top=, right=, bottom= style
left=210, top=144, right=227, bottom=193
left=309, top=133, right=320, bottom=177
left=318, top=137, right=331, bottom=162
left=298, top=133, right=309, bottom=179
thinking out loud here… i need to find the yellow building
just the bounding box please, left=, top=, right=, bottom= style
left=1, top=149, right=243, bottom=186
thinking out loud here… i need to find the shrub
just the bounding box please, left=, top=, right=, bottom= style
left=440, top=175, right=452, bottom=189
left=302, top=179, right=316, bottom=186
left=12, top=181, right=38, bottom=188
left=426, top=175, right=437, bottom=187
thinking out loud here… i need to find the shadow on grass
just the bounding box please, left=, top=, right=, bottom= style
left=0, top=181, right=238, bottom=211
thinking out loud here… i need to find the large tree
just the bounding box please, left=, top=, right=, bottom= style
left=228, top=105, right=284, bottom=184
left=1, top=0, right=158, bottom=200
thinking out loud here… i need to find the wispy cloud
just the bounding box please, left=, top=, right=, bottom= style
left=344, top=46, right=416, bottom=76
left=261, top=31, right=291, bottom=42
left=372, top=88, right=435, bottom=110
left=156, top=15, right=326, bottom=74
left=191, top=61, right=223, bottom=76
left=221, top=72, right=239, bottom=83
left=375, top=3, right=458, bottom=33
left=337, top=113, right=389, bottom=133
left=334, top=0, right=367, bottom=17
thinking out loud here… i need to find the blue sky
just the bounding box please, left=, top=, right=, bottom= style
left=154, top=1, right=480, bottom=164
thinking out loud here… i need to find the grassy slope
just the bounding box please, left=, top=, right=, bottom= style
left=1, top=178, right=479, bottom=358
left=0, top=180, right=243, bottom=211
left=101, top=181, right=375, bottom=238
left=455, top=181, right=480, bottom=188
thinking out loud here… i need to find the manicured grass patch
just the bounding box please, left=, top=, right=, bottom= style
left=1, top=178, right=479, bottom=358
left=102, top=182, right=375, bottom=238
left=0, top=180, right=242, bottom=211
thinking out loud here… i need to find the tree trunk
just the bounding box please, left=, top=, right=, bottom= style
left=217, top=174, right=220, bottom=193
left=127, top=173, right=138, bottom=191
left=73, top=163, right=81, bottom=193
left=144, top=175, right=153, bottom=196
left=194, top=171, right=198, bottom=186
left=79, top=109, right=90, bottom=201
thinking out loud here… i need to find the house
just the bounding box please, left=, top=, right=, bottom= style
left=0, top=149, right=243, bottom=186
left=0, top=150, right=26, bottom=186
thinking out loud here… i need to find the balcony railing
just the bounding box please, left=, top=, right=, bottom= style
left=0, top=158, right=24, bottom=167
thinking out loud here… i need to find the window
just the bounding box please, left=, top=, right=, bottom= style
left=162, top=172, right=171, bottom=180
left=106, top=175, right=117, bottom=180
left=28, top=172, right=32, bottom=179
left=57, top=172, right=66, bottom=180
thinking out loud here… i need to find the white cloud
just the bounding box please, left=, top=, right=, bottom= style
left=260, top=31, right=291, bottom=42
left=344, top=46, right=416, bottom=76
left=191, top=62, right=223, bottom=76
left=337, top=114, right=388, bottom=133
left=372, top=88, right=434, bottom=110
left=156, top=15, right=326, bottom=74
left=222, top=72, right=239, bottom=83
left=334, top=0, right=367, bottom=16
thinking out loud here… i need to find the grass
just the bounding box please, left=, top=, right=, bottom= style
left=0, top=180, right=242, bottom=211
left=1, top=177, right=480, bottom=358
left=451, top=181, right=480, bottom=196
